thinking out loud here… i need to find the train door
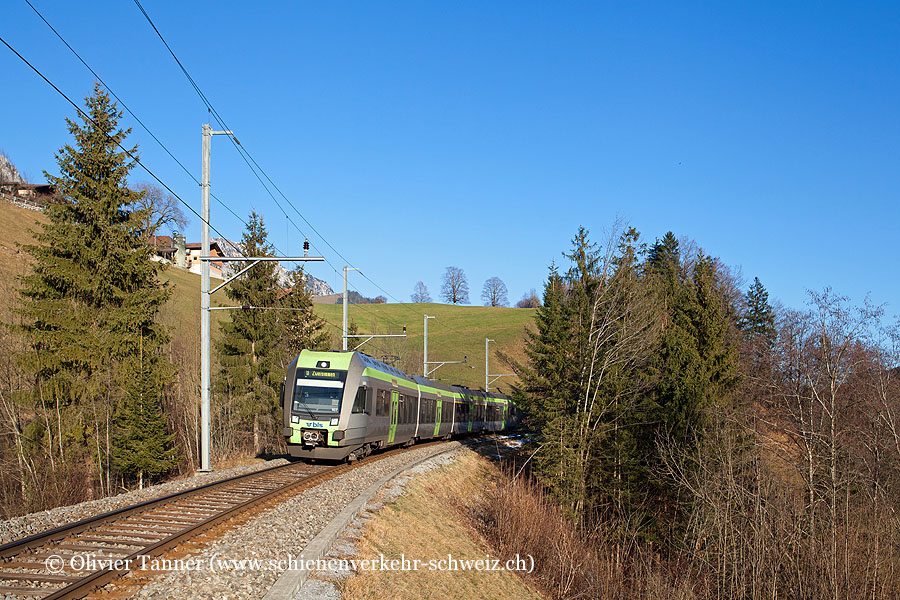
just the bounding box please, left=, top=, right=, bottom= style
left=388, top=390, right=399, bottom=444
left=434, top=398, right=442, bottom=436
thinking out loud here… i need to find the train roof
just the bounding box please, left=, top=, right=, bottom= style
left=411, top=375, right=455, bottom=393
left=355, top=352, right=417, bottom=383
left=296, top=350, right=513, bottom=401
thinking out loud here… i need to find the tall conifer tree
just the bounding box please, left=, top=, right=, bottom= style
left=16, top=84, right=174, bottom=488
left=215, top=211, right=282, bottom=455
left=739, top=277, right=776, bottom=345
left=280, top=266, right=330, bottom=357
left=738, top=276, right=777, bottom=378
left=112, top=337, right=178, bottom=489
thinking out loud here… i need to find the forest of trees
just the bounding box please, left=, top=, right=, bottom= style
left=509, top=225, right=900, bottom=599
left=0, top=85, right=328, bottom=515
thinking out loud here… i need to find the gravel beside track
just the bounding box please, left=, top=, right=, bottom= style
left=119, top=441, right=463, bottom=599
left=296, top=450, right=465, bottom=600
left=0, top=459, right=290, bottom=545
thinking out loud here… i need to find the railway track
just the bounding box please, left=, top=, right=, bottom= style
left=0, top=436, right=515, bottom=599
left=0, top=459, right=350, bottom=599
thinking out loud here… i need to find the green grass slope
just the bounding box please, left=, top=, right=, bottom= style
left=314, top=302, right=534, bottom=391
left=0, top=201, right=534, bottom=392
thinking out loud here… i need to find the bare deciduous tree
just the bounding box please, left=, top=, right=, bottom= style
left=516, top=288, right=541, bottom=308
left=411, top=281, right=431, bottom=303
left=132, top=182, right=189, bottom=240
left=481, top=276, right=508, bottom=307
left=440, top=266, right=469, bottom=304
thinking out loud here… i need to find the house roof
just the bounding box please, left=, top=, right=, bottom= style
left=185, top=241, right=224, bottom=253
left=150, top=235, right=174, bottom=248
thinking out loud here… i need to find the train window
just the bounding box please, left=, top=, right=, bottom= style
left=352, top=387, right=367, bottom=414
left=376, top=389, right=388, bottom=416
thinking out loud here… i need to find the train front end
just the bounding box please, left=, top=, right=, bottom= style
left=282, top=350, right=362, bottom=460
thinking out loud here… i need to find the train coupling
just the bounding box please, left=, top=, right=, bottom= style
left=301, top=428, right=326, bottom=446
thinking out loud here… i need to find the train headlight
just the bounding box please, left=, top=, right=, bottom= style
left=330, top=417, right=339, bottom=426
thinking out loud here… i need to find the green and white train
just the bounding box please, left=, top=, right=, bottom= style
left=282, top=350, right=522, bottom=460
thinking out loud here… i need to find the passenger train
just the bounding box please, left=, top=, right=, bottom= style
left=281, top=350, right=522, bottom=460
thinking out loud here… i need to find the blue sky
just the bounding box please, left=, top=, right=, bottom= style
left=2, top=1, right=898, bottom=318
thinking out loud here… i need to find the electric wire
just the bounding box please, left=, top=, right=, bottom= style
left=0, top=23, right=332, bottom=331
left=0, top=33, right=232, bottom=242
left=11, top=7, right=417, bottom=369
left=22, top=0, right=252, bottom=232
left=131, top=1, right=471, bottom=359
left=18, top=1, right=389, bottom=325
left=131, top=0, right=431, bottom=331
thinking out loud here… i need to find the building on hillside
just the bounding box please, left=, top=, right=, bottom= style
left=185, top=241, right=224, bottom=278
left=149, top=235, right=176, bottom=262
left=0, top=182, right=61, bottom=208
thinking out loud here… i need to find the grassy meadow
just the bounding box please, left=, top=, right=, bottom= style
left=0, top=201, right=534, bottom=392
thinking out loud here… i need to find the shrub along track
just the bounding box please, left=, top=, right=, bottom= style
left=0, top=443, right=445, bottom=599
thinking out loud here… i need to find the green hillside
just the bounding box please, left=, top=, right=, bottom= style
left=0, top=201, right=534, bottom=392
left=314, top=302, right=534, bottom=391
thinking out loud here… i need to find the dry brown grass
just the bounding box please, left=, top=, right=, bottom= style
left=475, top=465, right=697, bottom=600
left=341, top=452, right=546, bottom=600
left=0, top=203, right=48, bottom=305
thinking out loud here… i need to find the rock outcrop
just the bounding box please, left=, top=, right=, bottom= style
left=0, top=155, right=25, bottom=184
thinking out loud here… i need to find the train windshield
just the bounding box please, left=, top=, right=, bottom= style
left=292, top=378, right=344, bottom=416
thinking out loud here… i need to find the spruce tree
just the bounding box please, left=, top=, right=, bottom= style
left=516, top=261, right=580, bottom=510
left=738, top=276, right=777, bottom=378
left=516, top=262, right=572, bottom=426
left=645, top=232, right=703, bottom=441
left=280, top=266, right=330, bottom=357
left=517, top=228, right=661, bottom=523
left=15, top=83, right=173, bottom=487
left=739, top=277, right=776, bottom=346
left=692, top=253, right=740, bottom=408
left=215, top=211, right=283, bottom=455
left=112, top=338, right=178, bottom=489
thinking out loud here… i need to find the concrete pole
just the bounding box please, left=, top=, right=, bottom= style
left=200, top=124, right=211, bottom=472
left=341, top=266, right=360, bottom=351
left=342, top=266, right=348, bottom=351
left=485, top=338, right=494, bottom=391
left=423, top=315, right=434, bottom=376
left=199, top=124, right=232, bottom=473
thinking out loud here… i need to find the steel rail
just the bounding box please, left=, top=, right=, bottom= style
left=0, top=441, right=449, bottom=599
left=40, top=464, right=351, bottom=600
left=0, top=460, right=308, bottom=560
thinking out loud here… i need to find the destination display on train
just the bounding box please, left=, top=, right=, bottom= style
left=300, top=368, right=346, bottom=381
